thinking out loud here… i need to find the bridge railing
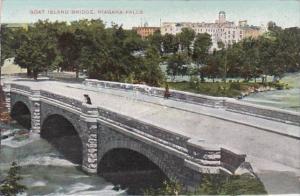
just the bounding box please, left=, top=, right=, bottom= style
left=40, top=90, right=82, bottom=111
left=10, top=83, right=31, bottom=92
left=97, top=107, right=190, bottom=151
left=224, top=99, right=300, bottom=126
left=84, top=79, right=300, bottom=126
left=83, top=79, right=224, bottom=108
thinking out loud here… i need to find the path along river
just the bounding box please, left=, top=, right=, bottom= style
left=0, top=72, right=299, bottom=195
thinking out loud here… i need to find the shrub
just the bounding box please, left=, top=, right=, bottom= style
left=229, top=82, right=242, bottom=90
left=194, top=174, right=267, bottom=195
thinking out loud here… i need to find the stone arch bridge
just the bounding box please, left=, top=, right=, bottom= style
left=3, top=79, right=300, bottom=191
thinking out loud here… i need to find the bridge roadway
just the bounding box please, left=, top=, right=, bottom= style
left=9, top=80, right=300, bottom=194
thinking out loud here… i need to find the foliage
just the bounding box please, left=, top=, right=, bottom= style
left=162, top=33, right=179, bottom=54
left=142, top=174, right=266, bottom=195
left=14, top=20, right=65, bottom=79
left=2, top=19, right=300, bottom=87
left=168, top=80, right=282, bottom=98
left=1, top=26, right=27, bottom=66
left=137, top=47, right=164, bottom=86
left=178, top=28, right=195, bottom=55
left=143, top=179, right=183, bottom=195
left=166, top=53, right=191, bottom=80
left=195, top=174, right=267, bottom=195
left=0, top=162, right=27, bottom=196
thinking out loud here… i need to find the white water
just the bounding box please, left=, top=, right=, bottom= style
left=0, top=122, right=127, bottom=196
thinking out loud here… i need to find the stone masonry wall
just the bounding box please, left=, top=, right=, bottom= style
left=97, top=124, right=203, bottom=188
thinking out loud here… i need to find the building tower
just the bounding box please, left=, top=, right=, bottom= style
left=218, top=11, right=226, bottom=23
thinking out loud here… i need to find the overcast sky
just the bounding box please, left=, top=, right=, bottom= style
left=1, top=0, right=300, bottom=29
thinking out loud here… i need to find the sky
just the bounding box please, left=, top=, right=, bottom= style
left=1, top=0, right=300, bottom=29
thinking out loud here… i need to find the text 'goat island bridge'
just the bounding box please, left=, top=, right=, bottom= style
left=2, top=78, right=300, bottom=191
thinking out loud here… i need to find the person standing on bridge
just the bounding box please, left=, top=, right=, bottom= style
left=84, top=94, right=92, bottom=105
left=164, top=84, right=171, bottom=99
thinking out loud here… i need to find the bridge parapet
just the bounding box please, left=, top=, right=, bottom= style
left=40, top=90, right=82, bottom=111
left=224, top=99, right=300, bottom=126
left=84, top=79, right=224, bottom=108
left=220, top=148, right=246, bottom=173
left=84, top=79, right=300, bottom=126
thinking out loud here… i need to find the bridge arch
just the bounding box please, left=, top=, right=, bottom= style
left=11, top=101, right=31, bottom=129
left=98, top=139, right=176, bottom=189
left=41, top=114, right=84, bottom=165
left=98, top=141, right=175, bottom=194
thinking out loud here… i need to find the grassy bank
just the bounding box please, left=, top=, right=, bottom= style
left=167, top=81, right=288, bottom=98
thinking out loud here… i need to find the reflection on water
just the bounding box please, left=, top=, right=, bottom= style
left=0, top=122, right=126, bottom=195
left=242, top=73, right=300, bottom=111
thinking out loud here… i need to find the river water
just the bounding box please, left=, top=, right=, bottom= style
left=242, top=72, right=300, bottom=112
left=0, top=121, right=126, bottom=195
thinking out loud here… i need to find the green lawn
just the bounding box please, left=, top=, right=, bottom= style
left=167, top=81, right=287, bottom=98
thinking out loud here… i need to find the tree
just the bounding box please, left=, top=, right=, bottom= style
left=58, top=20, right=93, bottom=78
left=233, top=37, right=260, bottom=81
left=178, top=28, right=195, bottom=56
left=167, top=53, right=191, bottom=80
left=225, top=43, right=244, bottom=79
left=1, top=25, right=27, bottom=80
left=147, top=30, right=163, bottom=55
left=138, top=47, right=164, bottom=86
left=0, top=162, right=27, bottom=196
left=14, top=20, right=63, bottom=79
left=162, top=33, right=179, bottom=54
left=205, top=51, right=222, bottom=82
left=192, top=33, right=212, bottom=81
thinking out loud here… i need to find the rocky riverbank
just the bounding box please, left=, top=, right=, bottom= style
left=238, top=85, right=276, bottom=99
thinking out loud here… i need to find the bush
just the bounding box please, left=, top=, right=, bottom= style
left=195, top=174, right=267, bottom=195
left=229, top=82, right=242, bottom=90
left=189, top=76, right=200, bottom=90
left=143, top=180, right=183, bottom=195
left=0, top=162, right=27, bottom=196
left=142, top=174, right=267, bottom=195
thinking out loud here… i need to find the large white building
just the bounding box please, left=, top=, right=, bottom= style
left=161, top=11, right=265, bottom=51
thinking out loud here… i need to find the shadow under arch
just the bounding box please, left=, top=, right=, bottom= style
left=98, top=148, right=170, bottom=195
left=11, top=101, right=31, bottom=129
left=41, top=114, right=83, bottom=165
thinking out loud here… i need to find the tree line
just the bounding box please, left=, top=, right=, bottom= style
left=149, top=22, right=300, bottom=83
left=1, top=20, right=299, bottom=86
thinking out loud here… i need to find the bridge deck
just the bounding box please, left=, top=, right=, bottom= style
left=11, top=80, right=300, bottom=193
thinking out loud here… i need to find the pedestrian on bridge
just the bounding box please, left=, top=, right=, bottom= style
left=164, top=84, right=171, bottom=99
left=84, top=94, right=92, bottom=105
